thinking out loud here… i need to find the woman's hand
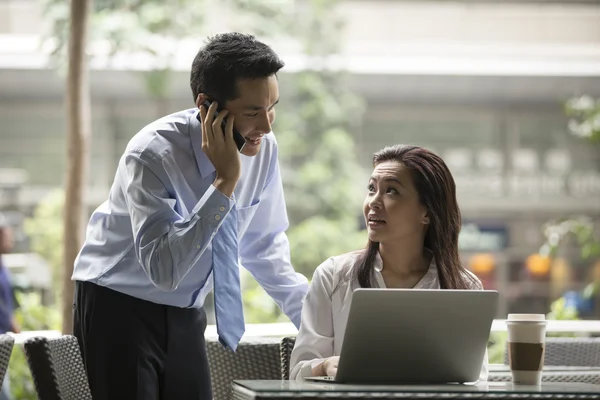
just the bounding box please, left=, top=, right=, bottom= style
left=312, top=356, right=339, bottom=377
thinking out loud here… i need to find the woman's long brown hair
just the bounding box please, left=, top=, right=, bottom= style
left=355, top=144, right=477, bottom=289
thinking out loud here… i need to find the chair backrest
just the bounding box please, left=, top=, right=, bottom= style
left=23, top=335, right=92, bottom=400
left=279, top=336, right=296, bottom=380
left=207, top=337, right=282, bottom=400
left=0, top=334, right=15, bottom=388
left=504, top=337, right=600, bottom=367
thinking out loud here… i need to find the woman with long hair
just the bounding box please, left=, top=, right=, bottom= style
left=289, top=144, right=487, bottom=381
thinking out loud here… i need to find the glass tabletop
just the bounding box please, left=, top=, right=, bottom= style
left=234, top=380, right=600, bottom=394
left=488, top=364, right=600, bottom=372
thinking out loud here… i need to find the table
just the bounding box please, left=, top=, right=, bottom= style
left=204, top=319, right=600, bottom=338
left=232, top=380, right=600, bottom=400
left=488, top=364, right=600, bottom=384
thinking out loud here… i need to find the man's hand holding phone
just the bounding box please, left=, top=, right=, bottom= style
left=199, top=101, right=240, bottom=198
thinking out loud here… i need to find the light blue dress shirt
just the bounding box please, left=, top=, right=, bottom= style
left=72, top=108, right=308, bottom=328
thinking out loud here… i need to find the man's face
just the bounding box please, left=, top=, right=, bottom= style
left=223, top=75, right=279, bottom=157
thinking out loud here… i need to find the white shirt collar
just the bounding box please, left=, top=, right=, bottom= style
left=373, top=248, right=437, bottom=289
left=373, top=247, right=434, bottom=272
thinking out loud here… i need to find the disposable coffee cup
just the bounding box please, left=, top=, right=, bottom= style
left=506, top=314, right=547, bottom=385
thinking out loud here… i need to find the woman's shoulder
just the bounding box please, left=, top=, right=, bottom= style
left=312, top=250, right=364, bottom=288
left=461, top=268, right=484, bottom=290
left=318, top=249, right=363, bottom=273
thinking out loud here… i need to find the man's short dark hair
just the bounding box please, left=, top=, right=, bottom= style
left=190, top=32, right=285, bottom=103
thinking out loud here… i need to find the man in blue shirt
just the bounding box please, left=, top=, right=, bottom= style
left=72, top=33, right=308, bottom=400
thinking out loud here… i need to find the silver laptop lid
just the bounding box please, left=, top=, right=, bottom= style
left=336, top=289, right=498, bottom=384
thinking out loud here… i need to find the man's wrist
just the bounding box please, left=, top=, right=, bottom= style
left=213, top=176, right=238, bottom=198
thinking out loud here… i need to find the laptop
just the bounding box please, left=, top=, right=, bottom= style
left=305, top=288, right=498, bottom=384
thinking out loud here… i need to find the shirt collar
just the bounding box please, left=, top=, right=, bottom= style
left=188, top=109, right=216, bottom=179
left=374, top=251, right=383, bottom=272
left=374, top=247, right=435, bottom=273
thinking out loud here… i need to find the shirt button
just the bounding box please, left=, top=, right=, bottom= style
left=215, top=215, right=221, bottom=221
left=196, top=244, right=201, bottom=249
left=219, top=206, right=225, bottom=212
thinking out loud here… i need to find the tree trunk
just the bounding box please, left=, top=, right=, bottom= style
left=63, top=0, right=92, bottom=334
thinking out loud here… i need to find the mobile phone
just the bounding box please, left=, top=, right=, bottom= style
left=200, top=100, right=246, bottom=152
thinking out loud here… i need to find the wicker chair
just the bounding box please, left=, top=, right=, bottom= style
left=280, top=336, right=296, bottom=380
left=23, top=335, right=92, bottom=400
left=0, top=335, right=14, bottom=391
left=504, top=337, right=600, bottom=366
left=207, top=337, right=283, bottom=400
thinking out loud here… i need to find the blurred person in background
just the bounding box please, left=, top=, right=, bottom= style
left=0, top=213, right=19, bottom=400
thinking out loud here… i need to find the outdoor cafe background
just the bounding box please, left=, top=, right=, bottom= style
left=0, top=0, right=599, bottom=398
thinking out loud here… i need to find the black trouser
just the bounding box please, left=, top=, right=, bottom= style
left=73, top=281, right=212, bottom=400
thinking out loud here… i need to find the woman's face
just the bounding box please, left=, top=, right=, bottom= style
left=363, top=160, right=429, bottom=245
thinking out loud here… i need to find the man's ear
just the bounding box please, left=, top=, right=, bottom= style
left=195, top=93, right=207, bottom=109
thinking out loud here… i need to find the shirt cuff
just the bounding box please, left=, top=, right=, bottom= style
left=193, top=184, right=235, bottom=227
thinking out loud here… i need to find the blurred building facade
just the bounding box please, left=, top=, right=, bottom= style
left=0, top=0, right=599, bottom=316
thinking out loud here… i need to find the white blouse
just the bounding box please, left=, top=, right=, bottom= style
left=289, top=250, right=489, bottom=381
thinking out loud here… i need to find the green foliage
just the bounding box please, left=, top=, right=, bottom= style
left=298, top=0, right=345, bottom=56
left=547, top=296, right=579, bottom=322
left=535, top=211, right=597, bottom=342
left=287, top=217, right=365, bottom=277
left=23, top=189, right=65, bottom=304
left=565, top=95, right=600, bottom=143
left=536, top=98, right=600, bottom=323
left=279, top=0, right=366, bottom=276
left=13, top=291, right=62, bottom=332
left=42, top=0, right=206, bottom=66
left=8, top=292, right=62, bottom=400
left=142, top=68, right=172, bottom=100
left=281, top=127, right=366, bottom=226
left=223, top=0, right=294, bottom=36
left=41, top=0, right=289, bottom=102
left=41, top=0, right=208, bottom=110
left=540, top=217, right=600, bottom=260
left=487, top=331, right=507, bottom=364
left=8, top=347, right=37, bottom=400
left=241, top=270, right=289, bottom=324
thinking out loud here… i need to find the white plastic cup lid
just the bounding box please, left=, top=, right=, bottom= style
left=507, top=314, right=546, bottom=321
